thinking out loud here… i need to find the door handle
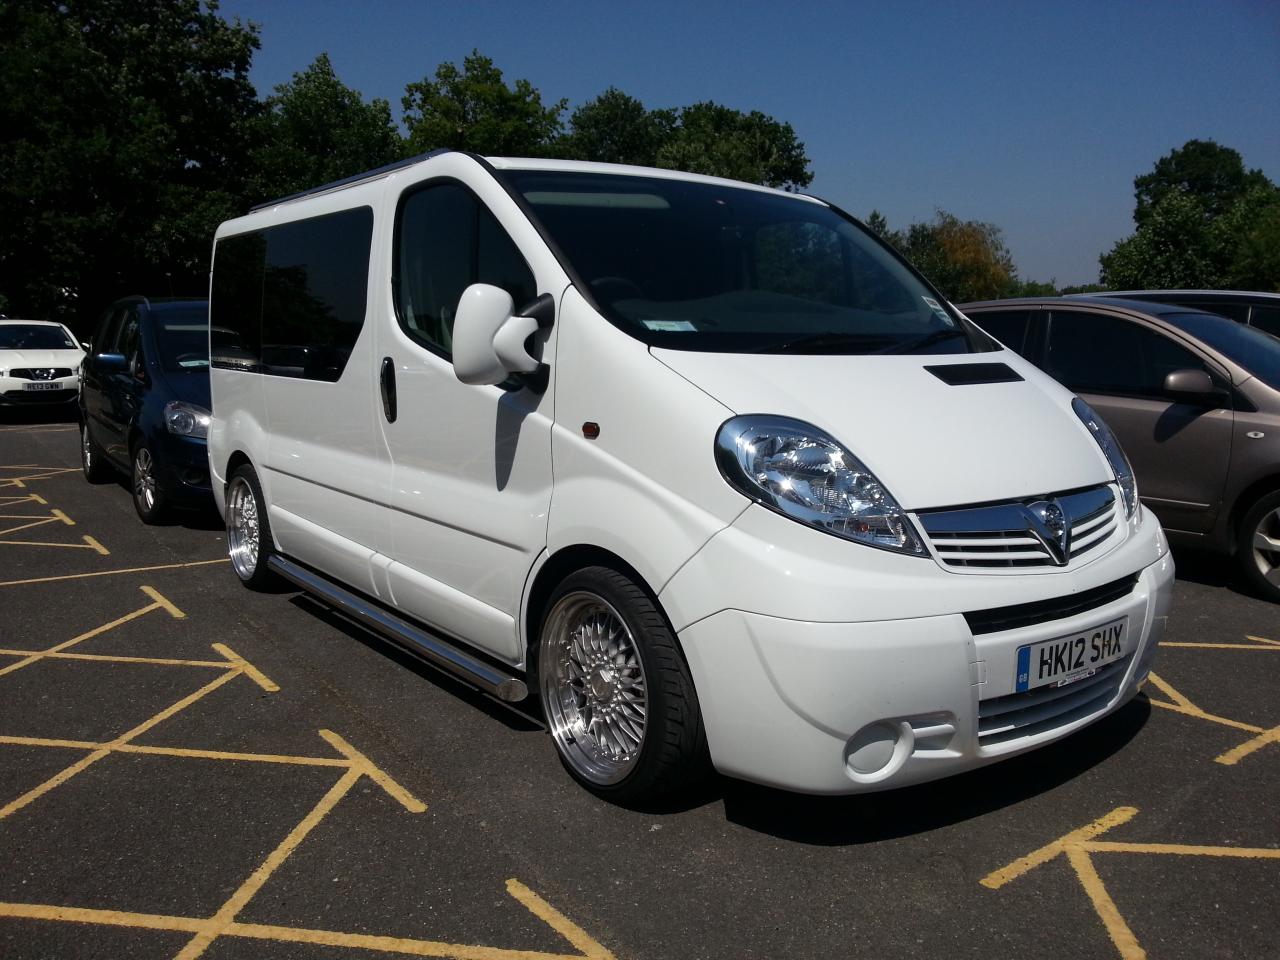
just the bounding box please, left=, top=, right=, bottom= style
left=379, top=356, right=397, bottom=423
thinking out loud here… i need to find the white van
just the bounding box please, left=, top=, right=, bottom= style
left=208, top=151, right=1174, bottom=802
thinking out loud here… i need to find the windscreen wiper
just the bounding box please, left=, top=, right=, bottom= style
left=748, top=332, right=895, bottom=354
left=875, top=328, right=970, bottom=354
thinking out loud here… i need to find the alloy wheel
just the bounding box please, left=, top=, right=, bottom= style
left=1250, top=506, right=1280, bottom=587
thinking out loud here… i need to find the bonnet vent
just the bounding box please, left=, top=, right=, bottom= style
left=925, top=363, right=1024, bottom=386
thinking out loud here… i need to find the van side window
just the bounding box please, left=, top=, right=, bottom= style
left=395, top=182, right=535, bottom=357
left=1046, top=310, right=1209, bottom=399
left=263, top=207, right=373, bottom=381
left=211, top=231, right=266, bottom=371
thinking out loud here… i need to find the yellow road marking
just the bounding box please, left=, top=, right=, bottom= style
left=1216, top=724, right=1280, bottom=766
left=0, top=557, right=228, bottom=588
left=0, top=466, right=79, bottom=480
left=174, top=766, right=366, bottom=960
left=0, top=586, right=186, bottom=677
left=0, top=901, right=204, bottom=933
left=1145, top=672, right=1265, bottom=734
left=980, top=806, right=1137, bottom=889
left=0, top=734, right=350, bottom=768
left=1160, top=641, right=1280, bottom=650
left=0, top=492, right=47, bottom=505
left=0, top=649, right=229, bottom=668
left=1062, top=845, right=1144, bottom=960
left=212, top=642, right=278, bottom=692
left=0, top=669, right=241, bottom=821
left=0, top=425, right=78, bottom=432
left=1085, top=841, right=1280, bottom=858
left=319, top=729, right=427, bottom=813
left=506, top=879, right=616, bottom=960
left=0, top=533, right=109, bottom=552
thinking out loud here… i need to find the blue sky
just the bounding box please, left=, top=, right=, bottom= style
left=216, top=0, right=1280, bottom=286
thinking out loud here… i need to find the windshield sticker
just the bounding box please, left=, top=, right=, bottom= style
left=923, top=297, right=955, bottom=326
left=642, top=320, right=698, bottom=332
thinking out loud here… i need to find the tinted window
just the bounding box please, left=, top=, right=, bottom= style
left=211, top=232, right=266, bottom=370
left=262, top=207, right=373, bottom=381
left=395, top=182, right=536, bottom=356
left=116, top=309, right=141, bottom=364
left=970, top=309, right=1033, bottom=356
left=211, top=208, right=374, bottom=381
left=1181, top=300, right=1249, bottom=324
left=1250, top=305, right=1280, bottom=338
left=505, top=170, right=987, bottom=355
left=1046, top=310, right=1210, bottom=399
left=92, top=308, right=123, bottom=354
left=0, top=324, right=77, bottom=350
left=1162, top=311, right=1280, bottom=390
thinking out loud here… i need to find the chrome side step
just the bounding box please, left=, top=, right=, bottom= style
left=267, top=555, right=528, bottom=702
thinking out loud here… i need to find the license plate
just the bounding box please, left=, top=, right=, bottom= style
left=22, top=382, right=61, bottom=391
left=1015, top=617, right=1127, bottom=692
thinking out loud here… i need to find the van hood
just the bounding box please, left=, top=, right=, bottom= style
left=651, top=348, right=1112, bottom=510
left=0, top=348, right=84, bottom=370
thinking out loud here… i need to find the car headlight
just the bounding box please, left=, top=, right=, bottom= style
left=164, top=400, right=211, bottom=439
left=715, top=415, right=925, bottom=555
left=1072, top=398, right=1139, bottom=521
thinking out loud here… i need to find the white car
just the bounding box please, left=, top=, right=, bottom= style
left=0, top=319, right=86, bottom=409
left=207, top=152, right=1175, bottom=803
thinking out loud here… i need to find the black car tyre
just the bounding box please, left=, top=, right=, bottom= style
left=80, top=421, right=113, bottom=484
left=536, top=565, right=708, bottom=805
left=225, top=463, right=277, bottom=590
left=131, top=441, right=168, bottom=524
left=1238, top=490, right=1280, bottom=603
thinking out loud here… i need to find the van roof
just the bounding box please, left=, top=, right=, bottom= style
left=249, top=149, right=823, bottom=213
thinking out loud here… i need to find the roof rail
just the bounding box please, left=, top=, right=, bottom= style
left=249, top=148, right=453, bottom=212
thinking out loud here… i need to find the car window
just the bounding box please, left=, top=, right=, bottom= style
left=1249, top=305, right=1280, bottom=337
left=395, top=181, right=536, bottom=358
left=115, top=309, right=141, bottom=364
left=969, top=309, right=1033, bottom=357
left=1046, top=310, right=1210, bottom=399
left=1178, top=300, right=1250, bottom=324
left=0, top=324, right=77, bottom=350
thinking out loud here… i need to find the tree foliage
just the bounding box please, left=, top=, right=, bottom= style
left=402, top=51, right=566, bottom=157
left=248, top=53, right=403, bottom=203
left=878, top=211, right=1019, bottom=302
left=0, top=0, right=259, bottom=327
left=1102, top=139, right=1280, bottom=291
left=558, top=88, right=675, bottom=168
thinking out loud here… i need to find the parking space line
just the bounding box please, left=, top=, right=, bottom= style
left=0, top=557, right=229, bottom=588
left=983, top=807, right=1280, bottom=960
left=1146, top=672, right=1279, bottom=764
left=0, top=650, right=228, bottom=668
left=0, top=585, right=186, bottom=678
left=0, top=533, right=109, bottom=553
left=319, top=730, right=427, bottom=813
left=0, top=492, right=47, bottom=506
left=0, top=901, right=205, bottom=934
left=1216, top=724, right=1280, bottom=766
left=506, top=879, right=616, bottom=960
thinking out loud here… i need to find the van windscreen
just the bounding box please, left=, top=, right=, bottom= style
left=504, top=171, right=991, bottom=355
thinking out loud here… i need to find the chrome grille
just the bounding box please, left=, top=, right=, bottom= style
left=11, top=367, right=72, bottom=380
left=978, top=656, right=1128, bottom=746
left=917, top=485, right=1119, bottom=570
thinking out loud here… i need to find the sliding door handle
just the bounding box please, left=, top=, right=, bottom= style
left=379, top=356, right=397, bottom=423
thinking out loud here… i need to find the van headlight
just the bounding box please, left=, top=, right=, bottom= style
left=715, top=415, right=925, bottom=555
left=164, top=400, right=211, bottom=439
left=1072, top=398, right=1139, bottom=521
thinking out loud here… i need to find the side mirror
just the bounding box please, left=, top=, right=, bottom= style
left=1163, top=369, right=1222, bottom=404
left=96, top=352, right=127, bottom=372
left=452, top=284, right=552, bottom=386
left=80, top=341, right=91, bottom=352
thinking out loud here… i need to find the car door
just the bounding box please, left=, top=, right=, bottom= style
left=99, top=305, right=144, bottom=462
left=1043, top=307, right=1233, bottom=535
left=82, top=305, right=125, bottom=450
left=375, top=162, right=562, bottom=662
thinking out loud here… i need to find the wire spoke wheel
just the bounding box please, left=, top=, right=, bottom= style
left=540, top=590, right=649, bottom=786
left=226, top=476, right=261, bottom=581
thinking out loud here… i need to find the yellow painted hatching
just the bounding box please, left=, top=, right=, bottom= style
left=981, top=806, right=1280, bottom=960
left=0, top=581, right=616, bottom=959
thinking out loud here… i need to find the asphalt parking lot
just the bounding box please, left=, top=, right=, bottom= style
left=0, top=409, right=1276, bottom=960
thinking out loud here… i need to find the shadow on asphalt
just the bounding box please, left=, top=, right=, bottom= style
left=0, top=402, right=79, bottom=425
left=717, top=696, right=1151, bottom=844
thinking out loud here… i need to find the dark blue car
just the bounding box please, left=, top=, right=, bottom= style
left=79, top=296, right=215, bottom=523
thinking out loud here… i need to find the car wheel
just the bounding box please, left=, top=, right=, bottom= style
left=80, top=421, right=112, bottom=484
left=536, top=566, right=707, bottom=804
left=131, top=442, right=168, bottom=524
left=1238, top=490, right=1280, bottom=603
left=225, top=463, right=276, bottom=590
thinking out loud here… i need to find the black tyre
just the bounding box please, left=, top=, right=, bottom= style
left=1237, top=490, right=1280, bottom=603
left=225, top=463, right=277, bottom=590
left=536, top=565, right=707, bottom=804
left=80, top=421, right=113, bottom=484
left=131, top=441, right=168, bottom=524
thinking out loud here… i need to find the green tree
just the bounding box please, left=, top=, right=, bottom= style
left=402, top=51, right=566, bottom=156
left=864, top=209, right=891, bottom=239
left=0, top=0, right=260, bottom=329
left=1134, top=139, right=1271, bottom=226
left=654, top=102, right=812, bottom=191
left=249, top=53, right=403, bottom=203
left=559, top=88, right=676, bottom=167
left=1101, top=140, right=1280, bottom=291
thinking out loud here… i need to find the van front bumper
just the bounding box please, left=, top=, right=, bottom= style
left=664, top=504, right=1174, bottom=794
